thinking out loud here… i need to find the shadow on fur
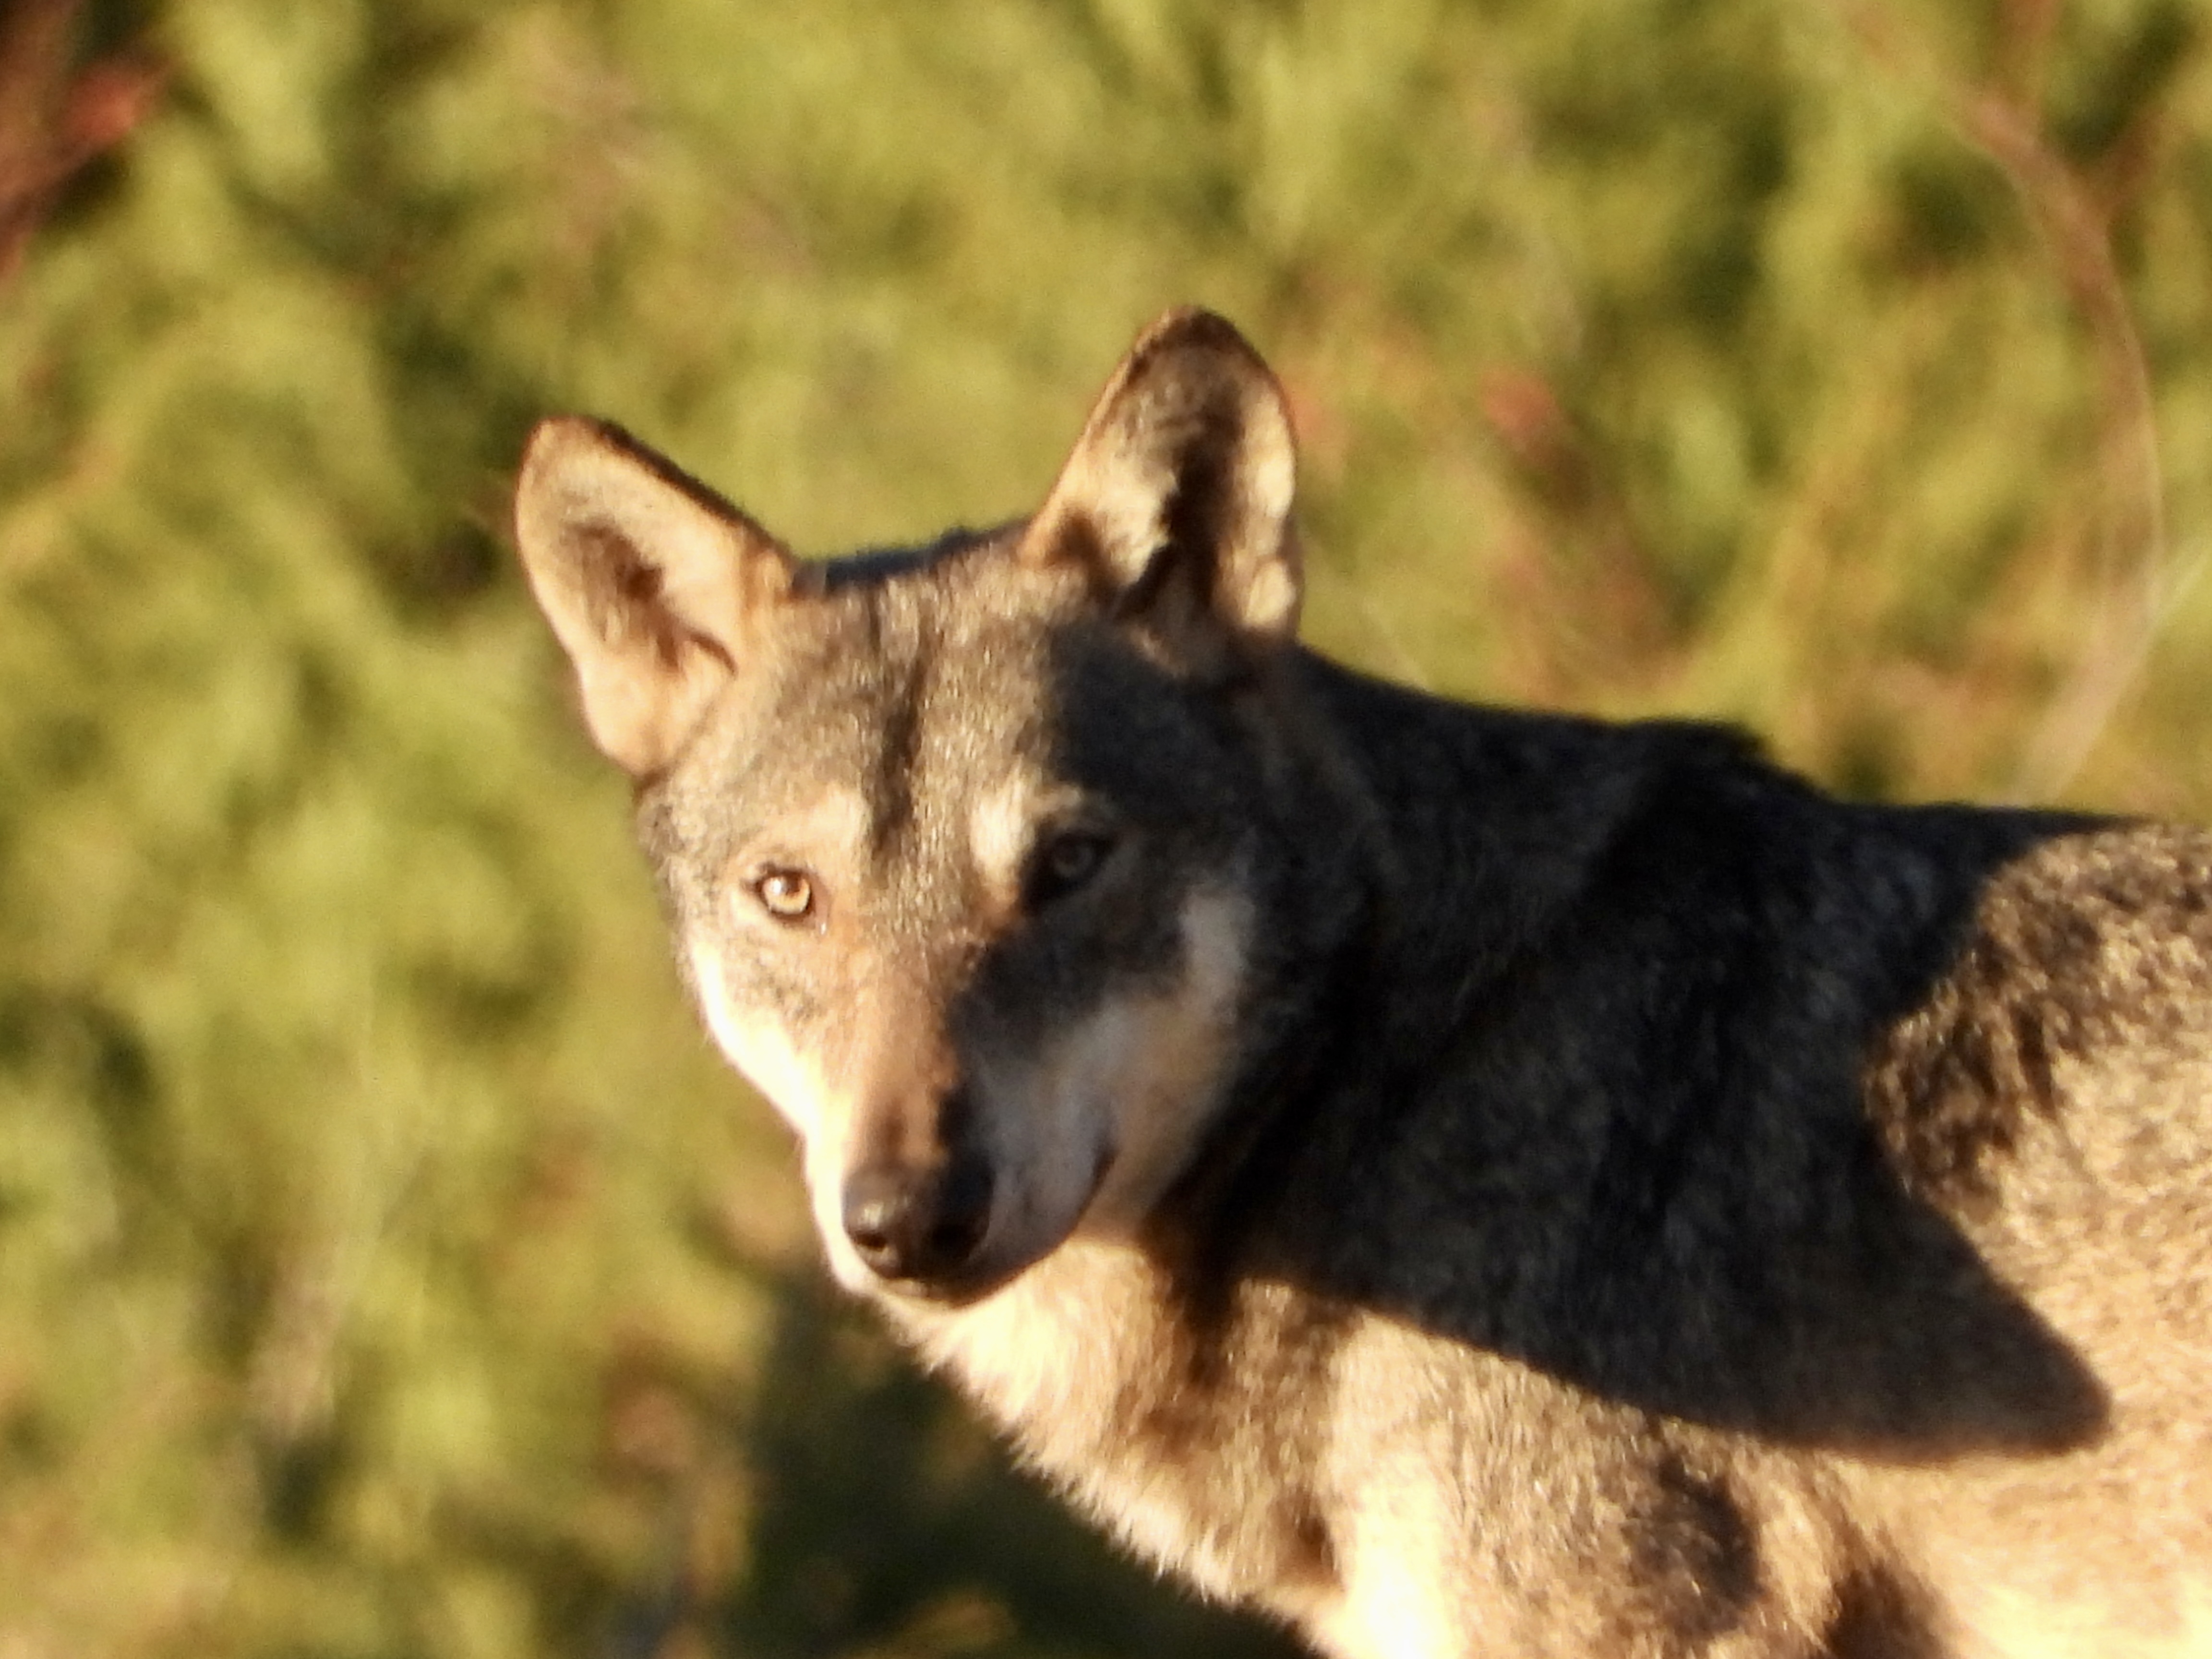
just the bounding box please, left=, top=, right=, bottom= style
left=1142, top=790, right=2114, bottom=1464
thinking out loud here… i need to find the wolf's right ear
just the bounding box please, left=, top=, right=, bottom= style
left=1021, top=309, right=1300, bottom=674
left=513, top=418, right=797, bottom=777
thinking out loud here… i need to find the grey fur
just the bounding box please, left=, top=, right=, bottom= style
left=514, top=310, right=2212, bottom=1659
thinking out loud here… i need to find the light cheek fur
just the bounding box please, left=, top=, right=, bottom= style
left=686, top=934, right=876, bottom=1289
left=1081, top=885, right=1254, bottom=1229
left=971, top=886, right=1254, bottom=1265
left=686, top=936, right=824, bottom=1137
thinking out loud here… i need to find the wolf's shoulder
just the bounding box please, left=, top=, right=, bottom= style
left=1986, top=818, right=2212, bottom=936
left=1928, top=817, right=2212, bottom=1025
left=1862, top=818, right=2212, bottom=1205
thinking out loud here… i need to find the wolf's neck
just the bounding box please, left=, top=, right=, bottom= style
left=1194, top=652, right=1758, bottom=1191
left=887, top=1238, right=1351, bottom=1606
left=1292, top=653, right=1753, bottom=995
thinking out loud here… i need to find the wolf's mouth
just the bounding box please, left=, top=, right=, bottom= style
left=880, top=1136, right=1119, bottom=1309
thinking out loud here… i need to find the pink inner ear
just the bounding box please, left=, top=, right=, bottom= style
left=588, top=528, right=738, bottom=675
left=515, top=417, right=795, bottom=777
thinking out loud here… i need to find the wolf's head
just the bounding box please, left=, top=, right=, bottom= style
left=514, top=311, right=1310, bottom=1302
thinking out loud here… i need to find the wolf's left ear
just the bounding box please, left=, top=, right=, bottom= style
left=1022, top=309, right=1299, bottom=671
left=513, top=418, right=797, bottom=777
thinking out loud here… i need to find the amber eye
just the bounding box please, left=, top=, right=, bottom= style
left=753, top=867, right=817, bottom=922
left=1028, top=831, right=1115, bottom=908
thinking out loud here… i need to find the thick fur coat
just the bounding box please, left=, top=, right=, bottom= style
left=514, top=309, right=2212, bottom=1659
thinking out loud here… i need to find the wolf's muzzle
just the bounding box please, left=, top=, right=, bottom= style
left=841, top=1153, right=996, bottom=1286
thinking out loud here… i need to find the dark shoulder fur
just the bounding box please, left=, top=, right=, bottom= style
left=1179, top=661, right=2156, bottom=1455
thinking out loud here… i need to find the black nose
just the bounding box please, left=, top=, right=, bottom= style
left=841, top=1155, right=996, bottom=1284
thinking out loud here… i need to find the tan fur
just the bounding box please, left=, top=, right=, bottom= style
left=1944, top=1579, right=2212, bottom=1659
left=895, top=1242, right=1277, bottom=1605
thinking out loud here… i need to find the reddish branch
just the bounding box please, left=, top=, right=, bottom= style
left=0, top=0, right=162, bottom=286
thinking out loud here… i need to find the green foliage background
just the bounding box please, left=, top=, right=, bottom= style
left=1, top=0, right=2208, bottom=1653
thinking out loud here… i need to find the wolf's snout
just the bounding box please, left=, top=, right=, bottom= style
left=841, top=1154, right=996, bottom=1285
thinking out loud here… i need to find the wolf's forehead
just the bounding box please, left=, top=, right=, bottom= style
left=814, top=596, right=1056, bottom=770
left=687, top=593, right=1065, bottom=849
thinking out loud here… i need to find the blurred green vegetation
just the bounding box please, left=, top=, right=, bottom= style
left=0, top=0, right=2208, bottom=1654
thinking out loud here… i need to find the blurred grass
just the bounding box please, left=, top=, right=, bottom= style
left=0, top=0, right=2208, bottom=1655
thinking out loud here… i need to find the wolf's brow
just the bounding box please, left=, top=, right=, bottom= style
left=861, top=606, right=931, bottom=859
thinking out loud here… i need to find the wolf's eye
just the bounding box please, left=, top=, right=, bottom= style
left=1028, top=831, right=1114, bottom=908
left=753, top=867, right=817, bottom=922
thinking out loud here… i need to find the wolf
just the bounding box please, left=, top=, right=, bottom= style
left=512, top=309, right=2212, bottom=1659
